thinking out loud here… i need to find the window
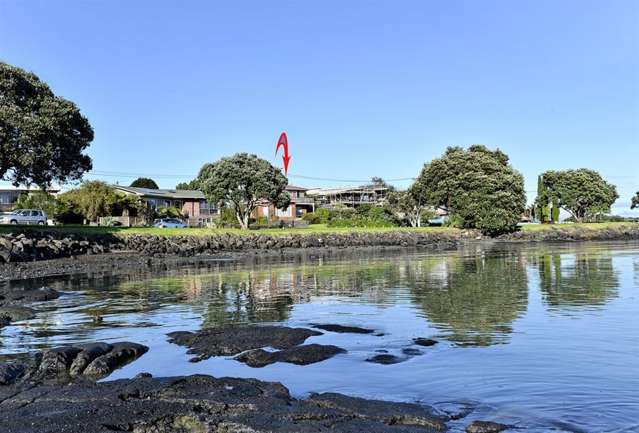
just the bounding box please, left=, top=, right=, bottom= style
left=276, top=206, right=292, bottom=217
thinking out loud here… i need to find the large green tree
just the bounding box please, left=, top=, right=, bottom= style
left=196, top=153, right=290, bottom=229
left=538, top=169, right=618, bottom=222
left=58, top=181, right=119, bottom=223
left=0, top=62, right=93, bottom=188
left=413, top=145, right=526, bottom=235
left=130, top=177, right=159, bottom=189
left=631, top=191, right=639, bottom=210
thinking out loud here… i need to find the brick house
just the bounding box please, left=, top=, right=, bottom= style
left=254, top=185, right=315, bottom=221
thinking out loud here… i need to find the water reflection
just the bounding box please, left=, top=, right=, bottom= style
left=410, top=248, right=529, bottom=346
left=532, top=250, right=619, bottom=310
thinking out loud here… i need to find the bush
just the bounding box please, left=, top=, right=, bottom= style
left=327, top=204, right=399, bottom=228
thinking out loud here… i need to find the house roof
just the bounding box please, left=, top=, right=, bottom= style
left=0, top=186, right=60, bottom=193
left=113, top=185, right=205, bottom=200
left=285, top=184, right=308, bottom=192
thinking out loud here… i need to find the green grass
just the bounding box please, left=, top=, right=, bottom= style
left=0, top=221, right=635, bottom=237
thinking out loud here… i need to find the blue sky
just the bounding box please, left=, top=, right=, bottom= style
left=1, top=0, right=638, bottom=213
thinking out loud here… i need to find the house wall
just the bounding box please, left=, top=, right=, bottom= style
left=182, top=200, right=200, bottom=217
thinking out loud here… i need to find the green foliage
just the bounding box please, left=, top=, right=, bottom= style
left=632, top=192, right=639, bottom=210
left=413, top=145, right=526, bottom=235
left=130, top=177, right=159, bottom=189
left=15, top=191, right=61, bottom=216
left=385, top=188, right=433, bottom=227
left=0, top=62, right=93, bottom=188
left=176, top=179, right=200, bottom=190
left=327, top=204, right=399, bottom=228
left=196, top=153, right=290, bottom=229
left=302, top=208, right=331, bottom=224
left=539, top=169, right=618, bottom=222
left=58, top=181, right=119, bottom=223
left=156, top=207, right=184, bottom=219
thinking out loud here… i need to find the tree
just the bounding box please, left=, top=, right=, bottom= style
left=386, top=187, right=433, bottom=227
left=130, top=177, right=159, bottom=189
left=196, top=153, right=290, bottom=229
left=0, top=62, right=93, bottom=188
left=176, top=179, right=199, bottom=190
left=632, top=192, right=639, bottom=210
left=413, top=145, right=526, bottom=235
left=58, top=181, right=119, bottom=223
left=15, top=191, right=62, bottom=217
left=539, top=169, right=618, bottom=222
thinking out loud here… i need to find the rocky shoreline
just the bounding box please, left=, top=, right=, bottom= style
left=1, top=224, right=638, bottom=267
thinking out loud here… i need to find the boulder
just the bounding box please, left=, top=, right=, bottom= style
left=235, top=344, right=346, bottom=368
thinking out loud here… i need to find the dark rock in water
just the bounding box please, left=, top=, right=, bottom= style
left=235, top=344, right=346, bottom=367
left=375, top=349, right=389, bottom=353
left=0, top=374, right=448, bottom=432
left=82, top=342, right=149, bottom=378
left=312, top=323, right=375, bottom=334
left=167, top=325, right=322, bottom=360
left=466, top=420, right=510, bottom=433
left=402, top=347, right=423, bottom=356
left=414, top=337, right=438, bottom=347
left=366, top=354, right=405, bottom=365
left=0, top=363, right=26, bottom=385
left=21, top=342, right=148, bottom=383
left=69, top=343, right=113, bottom=376
left=0, top=306, right=36, bottom=326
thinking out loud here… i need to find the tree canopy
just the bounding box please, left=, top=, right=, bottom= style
left=0, top=62, right=93, bottom=188
left=413, top=145, right=526, bottom=235
left=538, top=169, right=618, bottom=222
left=196, top=153, right=290, bottom=229
left=58, top=181, right=119, bottom=223
left=385, top=187, right=432, bottom=227
left=130, top=177, right=159, bottom=189
left=632, top=192, right=639, bottom=210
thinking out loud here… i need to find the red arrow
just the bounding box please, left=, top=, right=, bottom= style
left=275, top=132, right=291, bottom=175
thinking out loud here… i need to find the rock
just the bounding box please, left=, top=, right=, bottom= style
left=0, top=306, right=36, bottom=326
left=366, top=354, right=405, bottom=365
left=466, top=420, right=510, bottom=433
left=69, top=343, right=113, bottom=376
left=0, top=374, right=448, bottom=433
left=0, top=362, right=26, bottom=385
left=311, top=323, right=375, bottom=334
left=401, top=347, right=423, bottom=356
left=414, top=337, right=438, bottom=347
left=82, top=342, right=149, bottom=378
left=0, top=286, right=60, bottom=305
left=235, top=344, right=346, bottom=367
left=167, top=325, right=322, bottom=360
left=18, top=342, right=149, bottom=383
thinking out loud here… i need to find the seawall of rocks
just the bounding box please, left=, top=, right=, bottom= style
left=1, top=224, right=638, bottom=264
left=0, top=230, right=476, bottom=263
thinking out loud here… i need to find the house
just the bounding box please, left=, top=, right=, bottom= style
left=112, top=185, right=217, bottom=224
left=306, top=185, right=389, bottom=209
left=254, top=185, right=315, bottom=221
left=0, top=186, right=60, bottom=213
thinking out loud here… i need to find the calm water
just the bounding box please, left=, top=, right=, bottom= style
left=1, top=241, right=638, bottom=432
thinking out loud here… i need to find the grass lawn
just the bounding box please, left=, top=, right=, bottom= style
left=0, top=221, right=635, bottom=237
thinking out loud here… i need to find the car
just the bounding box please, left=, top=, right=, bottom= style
left=153, top=218, right=187, bottom=228
left=428, top=215, right=448, bottom=226
left=0, top=209, right=48, bottom=225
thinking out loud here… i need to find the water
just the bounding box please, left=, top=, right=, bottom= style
left=1, top=241, right=638, bottom=432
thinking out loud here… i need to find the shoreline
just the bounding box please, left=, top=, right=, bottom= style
left=2, top=224, right=639, bottom=282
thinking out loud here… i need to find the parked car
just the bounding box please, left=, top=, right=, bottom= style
left=0, top=209, right=48, bottom=225
left=428, top=215, right=448, bottom=226
left=153, top=218, right=187, bottom=228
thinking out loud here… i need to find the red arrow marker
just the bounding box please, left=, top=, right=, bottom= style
left=275, top=132, right=291, bottom=175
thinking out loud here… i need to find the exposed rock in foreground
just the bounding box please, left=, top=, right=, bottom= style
left=235, top=344, right=346, bottom=367
left=311, top=323, right=376, bottom=334
left=465, top=420, right=511, bottom=433
left=0, top=374, right=449, bottom=433
left=169, top=326, right=346, bottom=367
left=0, top=342, right=148, bottom=384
